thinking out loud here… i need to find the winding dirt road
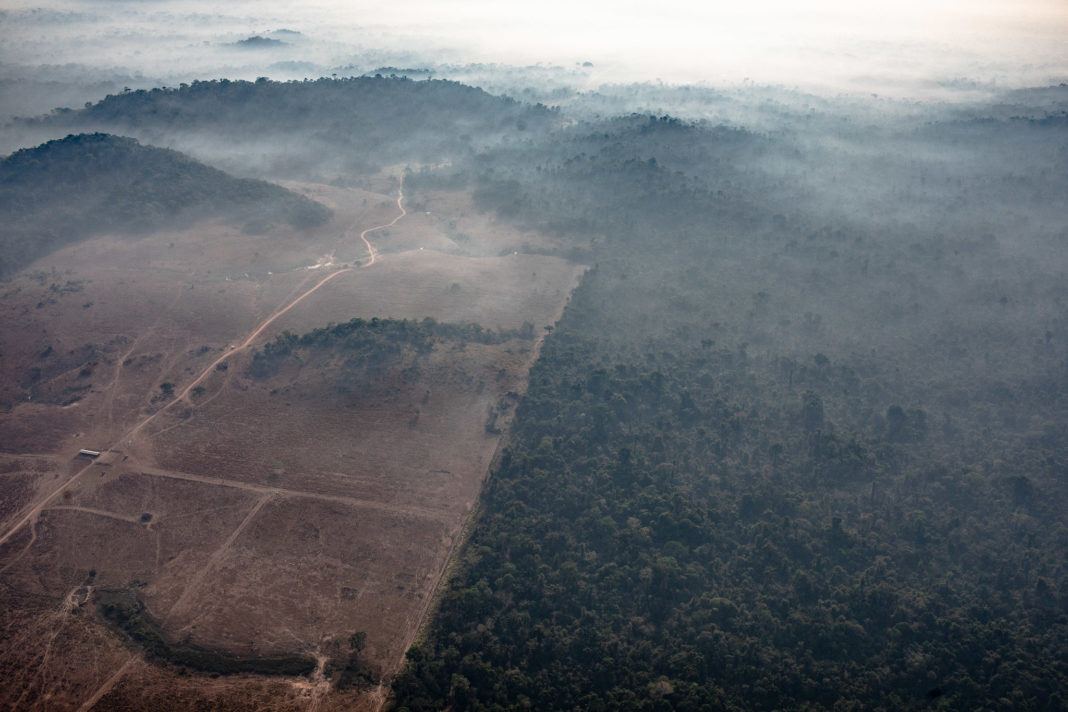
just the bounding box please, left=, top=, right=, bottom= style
left=358, top=177, right=406, bottom=266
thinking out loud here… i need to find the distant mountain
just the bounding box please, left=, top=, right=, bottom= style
left=0, top=133, right=331, bottom=277
left=233, top=36, right=286, bottom=48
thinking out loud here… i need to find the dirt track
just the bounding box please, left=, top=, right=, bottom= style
left=134, top=464, right=453, bottom=522
left=358, top=176, right=406, bottom=265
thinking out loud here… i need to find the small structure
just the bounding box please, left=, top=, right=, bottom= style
left=77, top=449, right=101, bottom=458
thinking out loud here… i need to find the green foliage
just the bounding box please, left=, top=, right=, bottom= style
left=391, top=99, right=1067, bottom=710
left=329, top=631, right=379, bottom=690
left=392, top=283, right=1067, bottom=710
left=248, top=316, right=530, bottom=380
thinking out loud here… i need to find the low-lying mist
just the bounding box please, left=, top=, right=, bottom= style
left=2, top=0, right=1065, bottom=135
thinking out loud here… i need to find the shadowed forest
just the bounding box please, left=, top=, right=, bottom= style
left=0, top=132, right=331, bottom=277
left=2, top=75, right=1066, bottom=710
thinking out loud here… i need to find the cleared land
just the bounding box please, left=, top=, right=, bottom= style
left=0, top=174, right=585, bottom=710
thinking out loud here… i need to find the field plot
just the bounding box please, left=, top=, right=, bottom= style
left=0, top=175, right=585, bottom=710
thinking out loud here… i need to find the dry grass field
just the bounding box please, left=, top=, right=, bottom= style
left=0, top=173, right=586, bottom=710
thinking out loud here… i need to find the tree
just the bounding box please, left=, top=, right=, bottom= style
left=801, top=391, right=824, bottom=431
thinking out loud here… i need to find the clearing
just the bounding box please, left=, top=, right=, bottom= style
left=0, top=172, right=585, bottom=710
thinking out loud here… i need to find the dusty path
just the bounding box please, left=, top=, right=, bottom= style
left=11, top=586, right=93, bottom=711
left=0, top=180, right=406, bottom=554
left=0, top=458, right=101, bottom=549
left=0, top=520, right=37, bottom=576
left=148, top=177, right=406, bottom=415
left=103, top=284, right=187, bottom=430
left=358, top=176, right=406, bottom=266
left=136, top=464, right=451, bottom=522
left=76, top=658, right=135, bottom=712
left=164, top=493, right=273, bottom=625
left=73, top=495, right=274, bottom=708
left=158, top=266, right=353, bottom=413
left=304, top=651, right=332, bottom=712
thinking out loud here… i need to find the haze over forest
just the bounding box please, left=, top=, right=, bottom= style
left=0, top=2, right=1066, bottom=711
left=1, top=0, right=1067, bottom=127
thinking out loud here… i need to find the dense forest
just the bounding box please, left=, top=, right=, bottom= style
left=4, top=76, right=1066, bottom=709
left=392, top=271, right=1067, bottom=710
left=248, top=316, right=534, bottom=382
left=23, top=77, right=557, bottom=177
left=0, top=132, right=330, bottom=277
left=386, top=83, right=1067, bottom=710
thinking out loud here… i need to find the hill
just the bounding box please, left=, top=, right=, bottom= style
left=0, top=133, right=331, bottom=277
left=28, top=77, right=558, bottom=176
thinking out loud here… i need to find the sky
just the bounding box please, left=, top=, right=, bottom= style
left=0, top=0, right=1065, bottom=106
left=338, top=0, right=1068, bottom=90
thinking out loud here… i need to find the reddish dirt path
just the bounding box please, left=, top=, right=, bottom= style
left=0, top=459, right=98, bottom=549
left=102, top=285, right=187, bottom=431
left=163, top=177, right=406, bottom=412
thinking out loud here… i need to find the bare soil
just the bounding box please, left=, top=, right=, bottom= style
left=0, top=174, right=585, bottom=710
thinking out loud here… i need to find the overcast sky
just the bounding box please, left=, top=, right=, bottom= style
left=1, top=0, right=1065, bottom=98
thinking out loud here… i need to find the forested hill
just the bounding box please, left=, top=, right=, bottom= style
left=27, top=77, right=558, bottom=176
left=0, top=133, right=331, bottom=277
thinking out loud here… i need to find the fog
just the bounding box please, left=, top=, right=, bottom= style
left=2, top=0, right=1066, bottom=128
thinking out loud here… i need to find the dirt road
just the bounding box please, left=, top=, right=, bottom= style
left=135, top=464, right=451, bottom=521
left=359, top=176, right=406, bottom=266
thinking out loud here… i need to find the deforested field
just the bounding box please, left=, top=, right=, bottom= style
left=0, top=173, right=584, bottom=711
